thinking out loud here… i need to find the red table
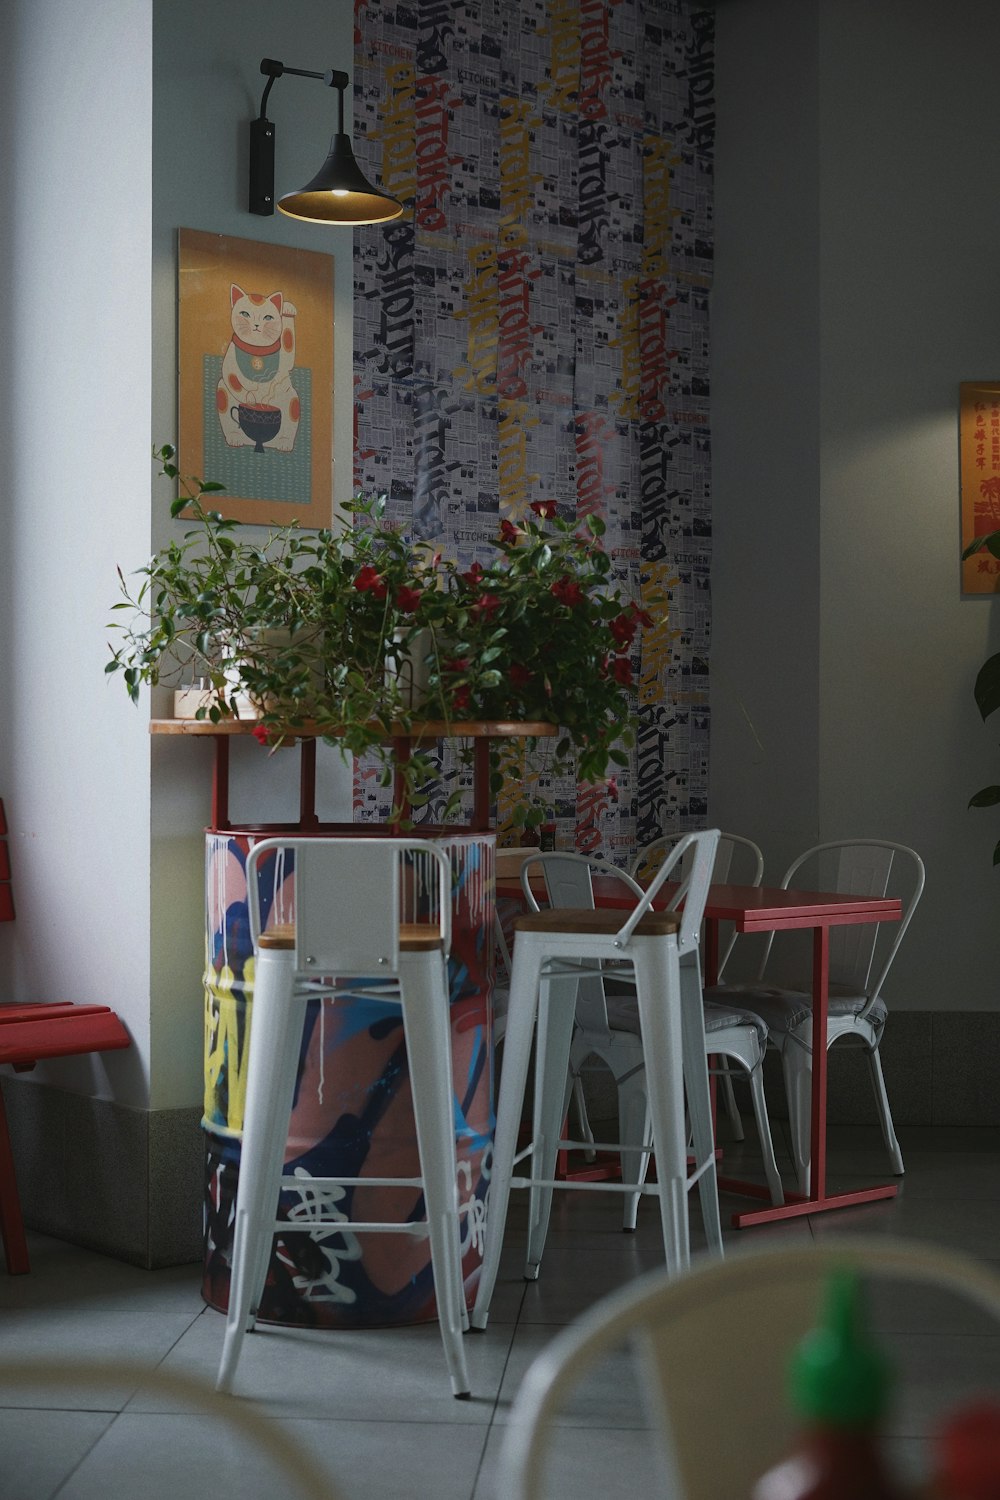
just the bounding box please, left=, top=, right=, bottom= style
left=696, top=882, right=901, bottom=1227
left=499, top=873, right=903, bottom=1227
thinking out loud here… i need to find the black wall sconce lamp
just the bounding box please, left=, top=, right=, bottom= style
left=249, top=57, right=403, bottom=226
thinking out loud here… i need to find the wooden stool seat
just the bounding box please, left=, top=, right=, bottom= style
left=258, top=922, right=444, bottom=953
left=514, top=908, right=681, bottom=939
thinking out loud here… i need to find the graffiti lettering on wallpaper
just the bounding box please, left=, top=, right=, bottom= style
left=683, top=12, right=716, bottom=152
left=416, top=0, right=455, bottom=76
left=456, top=240, right=499, bottom=394
left=639, top=560, right=678, bottom=709
left=541, top=0, right=580, bottom=112
left=578, top=117, right=617, bottom=264
left=415, top=75, right=463, bottom=231
left=368, top=221, right=414, bottom=380
left=498, top=402, right=540, bottom=521
left=414, top=383, right=462, bottom=536
left=575, top=410, right=617, bottom=523
left=579, top=0, right=622, bottom=121
left=382, top=61, right=418, bottom=204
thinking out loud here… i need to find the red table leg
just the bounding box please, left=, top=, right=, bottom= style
left=212, top=737, right=230, bottom=832
left=730, top=921, right=897, bottom=1227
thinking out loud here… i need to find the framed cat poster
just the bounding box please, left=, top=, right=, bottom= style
left=178, top=228, right=334, bottom=527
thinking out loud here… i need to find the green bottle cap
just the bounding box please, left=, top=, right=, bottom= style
left=789, top=1270, right=892, bottom=1428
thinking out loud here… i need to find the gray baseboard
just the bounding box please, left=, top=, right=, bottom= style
left=578, top=1010, right=1000, bottom=1130
left=0, top=1075, right=203, bottom=1268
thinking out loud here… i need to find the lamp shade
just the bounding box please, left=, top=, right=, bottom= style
left=277, top=133, right=403, bottom=225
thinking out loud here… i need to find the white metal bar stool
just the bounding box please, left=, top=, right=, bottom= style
left=215, top=836, right=471, bottom=1399
left=472, top=829, right=724, bottom=1331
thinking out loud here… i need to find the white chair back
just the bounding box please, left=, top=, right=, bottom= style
left=497, top=1236, right=1000, bottom=1500
left=626, top=829, right=720, bottom=957
left=764, top=839, right=925, bottom=1002
left=631, top=832, right=763, bottom=976
left=245, top=837, right=452, bottom=974
left=519, top=853, right=645, bottom=1039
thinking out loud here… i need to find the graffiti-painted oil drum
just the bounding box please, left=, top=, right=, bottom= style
left=201, top=832, right=495, bottom=1328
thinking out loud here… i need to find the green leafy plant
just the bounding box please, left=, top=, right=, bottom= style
left=108, top=446, right=658, bottom=825
left=962, top=529, right=1000, bottom=862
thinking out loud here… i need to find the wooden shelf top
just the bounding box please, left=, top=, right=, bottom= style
left=149, top=718, right=558, bottom=740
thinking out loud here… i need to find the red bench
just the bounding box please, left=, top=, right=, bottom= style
left=0, top=800, right=131, bottom=1273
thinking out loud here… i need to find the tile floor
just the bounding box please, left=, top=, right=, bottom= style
left=1, top=1120, right=999, bottom=1500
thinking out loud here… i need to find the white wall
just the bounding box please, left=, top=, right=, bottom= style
left=0, top=0, right=154, bottom=1105
left=148, top=0, right=356, bottom=1107
left=712, top=0, right=1000, bottom=1009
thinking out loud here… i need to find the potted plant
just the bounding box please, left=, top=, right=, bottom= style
left=107, top=446, right=658, bottom=825
left=962, top=529, right=1000, bottom=862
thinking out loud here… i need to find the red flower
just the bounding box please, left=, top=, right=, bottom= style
left=551, top=575, right=584, bottom=608
left=354, top=565, right=387, bottom=600
left=444, top=657, right=469, bottom=674
left=606, top=776, right=619, bottom=802
left=452, top=684, right=471, bottom=712
left=630, top=603, right=655, bottom=628
left=508, top=663, right=532, bottom=689
left=530, top=500, right=558, bottom=520
left=252, top=723, right=270, bottom=746
left=462, top=561, right=485, bottom=586
left=473, top=593, right=502, bottom=619
left=396, top=585, right=423, bottom=613
left=610, top=612, right=638, bottom=648
left=612, top=657, right=633, bottom=686
left=499, top=519, right=519, bottom=545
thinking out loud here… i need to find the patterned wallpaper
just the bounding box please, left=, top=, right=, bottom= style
left=351, top=0, right=714, bottom=860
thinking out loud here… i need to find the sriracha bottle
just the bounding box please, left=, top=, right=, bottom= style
left=752, top=1270, right=905, bottom=1500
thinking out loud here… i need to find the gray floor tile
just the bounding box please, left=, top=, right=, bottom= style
left=128, top=1310, right=514, bottom=1424
left=0, top=1233, right=204, bottom=1316
left=494, top=1323, right=649, bottom=1430
left=0, top=1308, right=204, bottom=1410
left=0, top=1408, right=114, bottom=1500
left=2, top=1127, right=998, bottom=1500
left=57, top=1412, right=490, bottom=1500
left=809, top=1191, right=1000, bottom=1259
left=475, top=1420, right=665, bottom=1500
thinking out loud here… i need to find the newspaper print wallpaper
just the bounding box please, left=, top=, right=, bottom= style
left=351, top=0, right=714, bottom=859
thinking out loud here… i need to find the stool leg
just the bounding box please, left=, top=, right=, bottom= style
left=524, top=969, right=578, bottom=1278
left=633, top=937, right=689, bottom=1275
left=245, top=987, right=310, bottom=1329
left=217, top=946, right=300, bottom=1393
left=679, top=953, right=723, bottom=1258
left=616, top=1070, right=650, bottom=1233
left=398, top=949, right=471, bottom=1400
left=471, top=938, right=541, bottom=1331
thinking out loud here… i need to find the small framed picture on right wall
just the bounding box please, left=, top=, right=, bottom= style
left=960, top=380, right=1000, bottom=594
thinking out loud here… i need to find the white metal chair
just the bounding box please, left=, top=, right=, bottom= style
left=495, top=1236, right=1000, bottom=1500
left=215, top=837, right=470, bottom=1399
left=707, top=839, right=925, bottom=1195
left=630, top=831, right=780, bottom=1162
left=472, top=830, right=724, bottom=1332
left=522, top=851, right=783, bottom=1225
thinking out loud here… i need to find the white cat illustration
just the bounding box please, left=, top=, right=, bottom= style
left=216, top=285, right=300, bottom=453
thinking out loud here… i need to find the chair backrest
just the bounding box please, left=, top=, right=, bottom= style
left=496, top=1236, right=1000, bottom=1500
left=631, top=831, right=763, bottom=977
left=245, top=837, right=452, bottom=975
left=621, top=828, right=720, bottom=958
left=763, top=839, right=925, bottom=999
left=519, top=853, right=646, bottom=1036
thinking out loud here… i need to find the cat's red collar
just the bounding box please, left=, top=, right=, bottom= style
left=232, top=333, right=282, bottom=356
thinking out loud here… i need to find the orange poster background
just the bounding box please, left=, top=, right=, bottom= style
left=960, top=381, right=1000, bottom=595
left=178, top=229, right=334, bottom=527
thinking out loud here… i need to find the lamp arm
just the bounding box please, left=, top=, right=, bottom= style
left=257, top=58, right=349, bottom=125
